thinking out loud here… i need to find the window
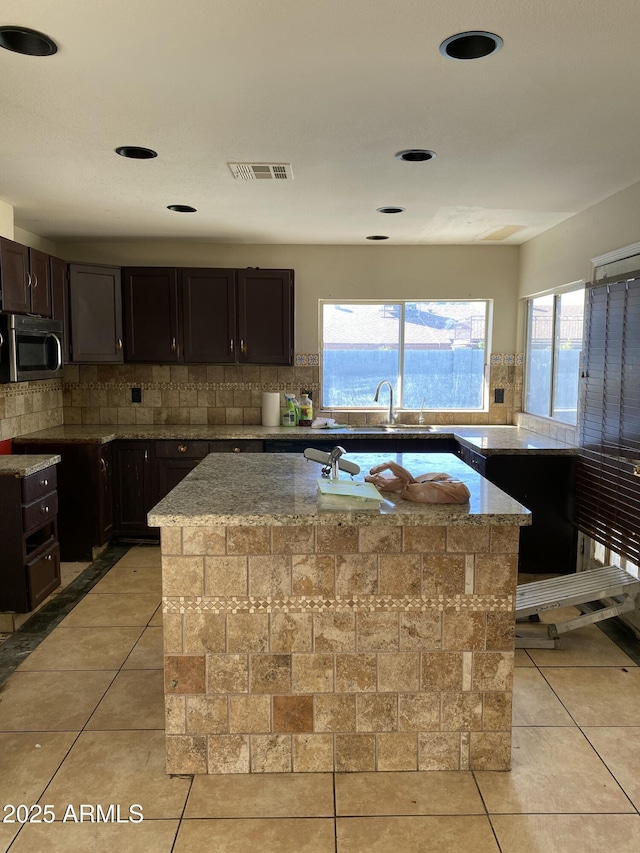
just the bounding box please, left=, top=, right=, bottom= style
left=321, top=300, right=489, bottom=410
left=524, top=287, right=584, bottom=425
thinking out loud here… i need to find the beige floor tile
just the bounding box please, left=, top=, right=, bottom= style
left=528, top=624, right=637, bottom=667
left=335, top=771, right=484, bottom=816
left=174, top=818, right=335, bottom=853
left=512, top=668, right=574, bottom=726
left=0, top=732, right=76, bottom=805
left=542, top=667, right=640, bottom=726
left=59, top=562, right=91, bottom=586
left=42, top=730, right=190, bottom=820
left=514, top=649, right=534, bottom=667
left=89, top=563, right=162, bottom=595
left=185, top=773, right=334, bottom=818
left=8, top=819, right=179, bottom=852
left=583, top=727, right=640, bottom=810
left=122, top=627, right=163, bottom=669
left=86, top=670, right=165, bottom=730
left=149, top=606, right=163, bottom=627
left=0, top=823, right=19, bottom=851
left=0, top=671, right=115, bottom=731
left=475, top=726, right=631, bottom=814
left=18, top=627, right=143, bottom=671
left=59, top=593, right=160, bottom=627
left=491, top=813, right=640, bottom=853
left=115, top=547, right=162, bottom=568
left=336, top=815, right=500, bottom=852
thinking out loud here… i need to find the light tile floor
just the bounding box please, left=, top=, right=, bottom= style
left=0, top=547, right=639, bottom=851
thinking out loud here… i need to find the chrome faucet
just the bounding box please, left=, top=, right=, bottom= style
left=373, top=380, right=396, bottom=424
left=327, top=445, right=346, bottom=480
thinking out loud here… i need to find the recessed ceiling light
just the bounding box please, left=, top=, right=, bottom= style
left=366, top=235, right=389, bottom=241
left=395, top=149, right=436, bottom=162
left=167, top=205, right=197, bottom=213
left=377, top=206, right=405, bottom=214
left=439, top=31, right=503, bottom=60
left=115, top=146, right=158, bottom=159
left=0, top=26, right=57, bottom=56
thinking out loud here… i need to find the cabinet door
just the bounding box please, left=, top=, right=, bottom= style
left=29, top=248, right=52, bottom=317
left=156, top=457, right=200, bottom=502
left=50, top=256, right=70, bottom=363
left=0, top=237, right=30, bottom=314
left=112, top=441, right=154, bottom=535
left=237, top=269, right=294, bottom=364
left=181, top=268, right=236, bottom=363
left=98, top=444, right=114, bottom=544
left=69, top=264, right=123, bottom=363
left=123, top=268, right=180, bottom=363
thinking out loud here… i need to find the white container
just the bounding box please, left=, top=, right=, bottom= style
left=261, top=392, right=281, bottom=426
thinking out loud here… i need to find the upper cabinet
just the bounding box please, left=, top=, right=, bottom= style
left=50, top=256, right=70, bottom=364
left=68, top=263, right=123, bottom=363
left=0, top=237, right=52, bottom=317
left=123, top=266, right=294, bottom=365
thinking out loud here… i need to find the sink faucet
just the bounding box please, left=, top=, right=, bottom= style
left=327, top=445, right=346, bottom=480
left=374, top=380, right=396, bottom=424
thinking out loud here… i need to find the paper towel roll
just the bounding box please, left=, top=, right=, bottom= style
left=261, top=392, right=281, bottom=426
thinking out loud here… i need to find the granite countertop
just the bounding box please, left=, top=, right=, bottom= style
left=0, top=454, right=61, bottom=477
left=147, top=451, right=532, bottom=528
left=13, top=424, right=577, bottom=455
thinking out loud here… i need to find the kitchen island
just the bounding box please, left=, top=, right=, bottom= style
left=149, top=450, right=530, bottom=775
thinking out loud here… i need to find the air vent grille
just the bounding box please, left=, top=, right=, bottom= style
left=228, top=162, right=293, bottom=181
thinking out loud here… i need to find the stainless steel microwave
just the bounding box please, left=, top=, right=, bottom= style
left=0, top=314, right=64, bottom=382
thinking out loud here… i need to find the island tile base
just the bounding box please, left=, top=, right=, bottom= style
left=161, top=519, right=518, bottom=774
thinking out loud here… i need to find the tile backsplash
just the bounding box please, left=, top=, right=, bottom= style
left=60, top=355, right=524, bottom=427
left=0, top=379, right=64, bottom=440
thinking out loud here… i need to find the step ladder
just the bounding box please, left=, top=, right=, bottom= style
left=515, top=565, right=640, bottom=649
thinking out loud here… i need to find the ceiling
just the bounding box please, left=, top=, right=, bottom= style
left=1, top=0, right=640, bottom=245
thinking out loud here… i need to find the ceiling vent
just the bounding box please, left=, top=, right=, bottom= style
left=228, top=162, right=293, bottom=181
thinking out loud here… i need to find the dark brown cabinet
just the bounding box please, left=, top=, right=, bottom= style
left=181, top=269, right=236, bottom=363
left=123, top=266, right=294, bottom=365
left=237, top=269, right=293, bottom=364
left=50, top=256, right=70, bottom=363
left=69, top=263, right=123, bottom=363
left=456, top=444, right=578, bottom=574
left=123, top=268, right=180, bottom=363
left=0, top=464, right=60, bottom=612
left=154, top=440, right=210, bottom=502
left=112, top=441, right=155, bottom=537
left=0, top=237, right=52, bottom=317
left=14, top=440, right=114, bottom=561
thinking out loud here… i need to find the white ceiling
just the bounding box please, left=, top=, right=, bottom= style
left=1, top=0, right=640, bottom=245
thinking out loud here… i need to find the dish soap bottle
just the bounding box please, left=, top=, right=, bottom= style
left=282, top=394, right=298, bottom=427
left=298, top=390, right=313, bottom=427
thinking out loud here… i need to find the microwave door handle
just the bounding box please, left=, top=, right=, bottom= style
left=48, top=333, right=63, bottom=370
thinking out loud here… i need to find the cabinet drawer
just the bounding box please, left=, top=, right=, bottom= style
left=26, top=542, right=60, bottom=609
left=23, top=491, right=58, bottom=534
left=22, top=466, right=57, bottom=503
left=155, top=440, right=210, bottom=459
left=208, top=440, right=264, bottom=453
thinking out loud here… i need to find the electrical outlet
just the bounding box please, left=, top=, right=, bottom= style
left=494, top=388, right=505, bottom=404
left=131, top=387, right=142, bottom=403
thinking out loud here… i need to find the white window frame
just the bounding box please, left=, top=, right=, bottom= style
left=523, top=281, right=585, bottom=424
left=319, top=298, right=492, bottom=412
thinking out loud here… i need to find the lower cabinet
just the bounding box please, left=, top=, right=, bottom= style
left=457, top=445, right=578, bottom=574
left=0, top=464, right=60, bottom=613
left=112, top=441, right=154, bottom=537
left=14, top=442, right=113, bottom=561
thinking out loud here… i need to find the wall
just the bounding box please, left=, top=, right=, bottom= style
left=0, top=381, right=64, bottom=442
left=0, top=200, right=13, bottom=240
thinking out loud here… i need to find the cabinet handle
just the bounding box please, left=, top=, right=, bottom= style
left=41, top=505, right=49, bottom=514
left=240, top=339, right=246, bottom=355
left=232, top=446, right=241, bottom=453
left=116, top=338, right=123, bottom=351
left=39, top=478, right=48, bottom=487
left=144, top=450, right=148, bottom=461
left=26, top=272, right=32, bottom=289
left=45, top=554, right=52, bottom=561
left=230, top=338, right=234, bottom=353
left=32, top=272, right=38, bottom=289
left=171, top=337, right=177, bottom=351
left=100, top=457, right=107, bottom=475
left=177, top=443, right=187, bottom=453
